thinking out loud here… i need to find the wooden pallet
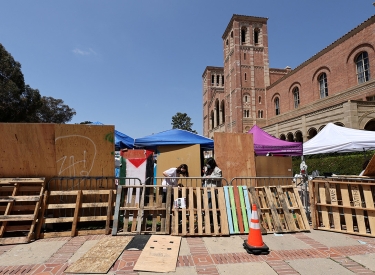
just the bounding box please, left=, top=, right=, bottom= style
left=223, top=186, right=252, bottom=234
left=310, top=178, right=375, bottom=237
left=247, top=185, right=310, bottom=233
left=0, top=178, right=45, bottom=245
left=171, top=187, right=229, bottom=236
left=37, top=189, right=115, bottom=238
left=112, top=185, right=171, bottom=235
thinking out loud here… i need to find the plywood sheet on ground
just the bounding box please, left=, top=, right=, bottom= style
left=133, top=235, right=181, bottom=273
left=0, top=123, right=56, bottom=178
left=214, top=133, right=256, bottom=180
left=65, top=236, right=132, bottom=274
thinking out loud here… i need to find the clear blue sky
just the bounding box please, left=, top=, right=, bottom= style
left=1, top=1, right=374, bottom=138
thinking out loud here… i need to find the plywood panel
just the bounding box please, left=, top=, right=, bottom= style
left=0, top=123, right=56, bottom=178
left=363, top=153, right=375, bottom=176
left=54, top=124, right=115, bottom=178
left=214, top=133, right=256, bottom=180
left=156, top=144, right=201, bottom=179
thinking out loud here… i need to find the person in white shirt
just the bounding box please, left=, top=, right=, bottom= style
left=203, top=158, right=222, bottom=187
left=162, top=164, right=189, bottom=202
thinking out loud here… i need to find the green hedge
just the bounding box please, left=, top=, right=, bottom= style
left=291, top=151, right=374, bottom=176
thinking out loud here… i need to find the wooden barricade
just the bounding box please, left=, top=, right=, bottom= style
left=310, top=177, right=375, bottom=237
left=37, top=189, right=115, bottom=238
left=0, top=178, right=45, bottom=245
left=171, top=187, right=229, bottom=236
left=112, top=185, right=171, bottom=235
left=247, top=185, right=310, bottom=233
left=223, top=186, right=252, bottom=234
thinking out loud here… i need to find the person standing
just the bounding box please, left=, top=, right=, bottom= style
left=162, top=164, right=189, bottom=202
left=203, top=157, right=222, bottom=187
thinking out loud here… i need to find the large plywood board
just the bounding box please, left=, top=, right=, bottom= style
left=214, top=133, right=256, bottom=180
left=256, top=156, right=293, bottom=176
left=363, top=153, right=375, bottom=176
left=0, top=123, right=56, bottom=178
left=133, top=235, right=181, bottom=273
left=55, top=124, right=115, bottom=178
left=156, top=144, right=201, bottom=178
left=65, top=236, right=132, bottom=273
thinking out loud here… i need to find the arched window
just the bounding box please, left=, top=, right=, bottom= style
left=243, top=94, right=249, bottom=103
left=244, top=110, right=250, bottom=118
left=293, top=87, right=300, bottom=108
left=319, top=73, right=328, bottom=98
left=254, top=28, right=260, bottom=45
left=279, top=134, right=286, bottom=140
left=244, top=53, right=246, bottom=60
left=244, top=73, right=247, bottom=81
left=210, top=110, right=214, bottom=130
left=215, top=99, right=220, bottom=126
left=211, top=75, right=215, bottom=85
left=258, top=110, right=263, bottom=118
left=241, top=28, right=246, bottom=44
left=274, top=97, right=280, bottom=115
left=356, top=52, right=370, bottom=84
left=222, top=75, right=224, bottom=86
left=220, top=100, right=225, bottom=123
left=258, top=96, right=261, bottom=103
left=231, top=31, right=233, bottom=38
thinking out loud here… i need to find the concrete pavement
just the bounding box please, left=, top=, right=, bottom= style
left=0, top=230, right=375, bottom=274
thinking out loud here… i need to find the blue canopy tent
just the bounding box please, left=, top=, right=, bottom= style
left=134, top=129, right=214, bottom=150
left=90, top=122, right=134, bottom=149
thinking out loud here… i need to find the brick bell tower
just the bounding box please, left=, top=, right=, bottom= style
left=222, top=15, right=270, bottom=133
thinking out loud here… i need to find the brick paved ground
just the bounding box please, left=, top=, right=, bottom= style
left=0, top=231, right=375, bottom=274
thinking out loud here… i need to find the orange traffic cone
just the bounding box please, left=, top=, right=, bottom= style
left=243, top=204, right=269, bottom=255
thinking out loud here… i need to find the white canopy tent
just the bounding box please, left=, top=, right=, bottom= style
left=303, top=123, right=375, bottom=155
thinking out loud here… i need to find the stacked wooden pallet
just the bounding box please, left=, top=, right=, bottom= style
left=38, top=189, right=115, bottom=238
left=0, top=178, right=46, bottom=244
left=310, top=177, right=375, bottom=237
left=112, top=185, right=171, bottom=235
left=171, top=187, right=229, bottom=236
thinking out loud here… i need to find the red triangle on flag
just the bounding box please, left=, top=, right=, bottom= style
left=128, top=158, right=147, bottom=168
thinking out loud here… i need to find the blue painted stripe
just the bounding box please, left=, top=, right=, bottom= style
left=224, top=186, right=234, bottom=234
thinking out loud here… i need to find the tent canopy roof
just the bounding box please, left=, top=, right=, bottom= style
left=303, top=123, right=375, bottom=155
left=248, top=125, right=303, bottom=156
left=134, top=129, right=214, bottom=150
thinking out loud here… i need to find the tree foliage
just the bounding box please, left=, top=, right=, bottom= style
left=171, top=112, right=197, bottom=134
left=0, top=43, right=76, bottom=123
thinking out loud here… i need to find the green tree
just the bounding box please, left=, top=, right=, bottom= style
left=80, top=121, right=93, bottom=124
left=0, top=43, right=75, bottom=123
left=171, top=112, right=197, bottom=134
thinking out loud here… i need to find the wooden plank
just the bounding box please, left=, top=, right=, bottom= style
left=228, top=187, right=239, bottom=233
left=0, top=196, right=40, bottom=202
left=164, top=186, right=172, bottom=234
left=0, top=183, right=19, bottom=237
left=202, top=188, right=211, bottom=234
left=242, top=186, right=252, bottom=228
left=351, top=184, right=366, bottom=234
left=276, top=186, right=297, bottom=231
left=181, top=187, right=187, bottom=235
left=172, top=187, right=179, bottom=235
left=328, top=183, right=341, bottom=230
left=341, top=184, right=354, bottom=233
left=36, top=190, right=49, bottom=239
left=112, top=185, right=122, bottom=235
left=45, top=216, right=110, bottom=223
left=362, top=185, right=375, bottom=235
left=136, top=185, right=146, bottom=234
left=196, top=187, right=203, bottom=235
left=238, top=186, right=249, bottom=233
left=224, top=186, right=234, bottom=234
left=232, top=185, right=244, bottom=233
left=0, top=215, right=35, bottom=221
left=264, top=187, right=283, bottom=232
left=0, top=236, right=28, bottom=245
left=210, top=187, right=219, bottom=235
left=217, top=188, right=229, bottom=235
left=105, top=189, right=113, bottom=234
left=133, top=235, right=181, bottom=273
left=292, top=186, right=310, bottom=230
left=310, top=180, right=318, bottom=229
left=188, top=187, right=195, bottom=235
left=0, top=178, right=45, bottom=184
left=318, top=183, right=330, bottom=229
left=71, top=190, right=83, bottom=237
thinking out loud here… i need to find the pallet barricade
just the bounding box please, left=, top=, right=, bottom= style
left=171, top=186, right=229, bottom=236
left=310, top=177, right=375, bottom=237
left=112, top=184, right=171, bottom=235
left=0, top=178, right=46, bottom=245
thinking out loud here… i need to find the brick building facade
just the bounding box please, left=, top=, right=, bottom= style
left=203, top=14, right=375, bottom=141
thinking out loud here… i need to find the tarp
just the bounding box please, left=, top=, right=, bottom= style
left=248, top=125, right=303, bottom=156
left=90, top=122, right=134, bottom=149
left=303, top=123, right=375, bottom=155
left=134, top=129, right=214, bottom=150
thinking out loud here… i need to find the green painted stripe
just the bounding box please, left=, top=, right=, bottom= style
left=238, top=186, right=249, bottom=233
left=228, top=186, right=239, bottom=233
